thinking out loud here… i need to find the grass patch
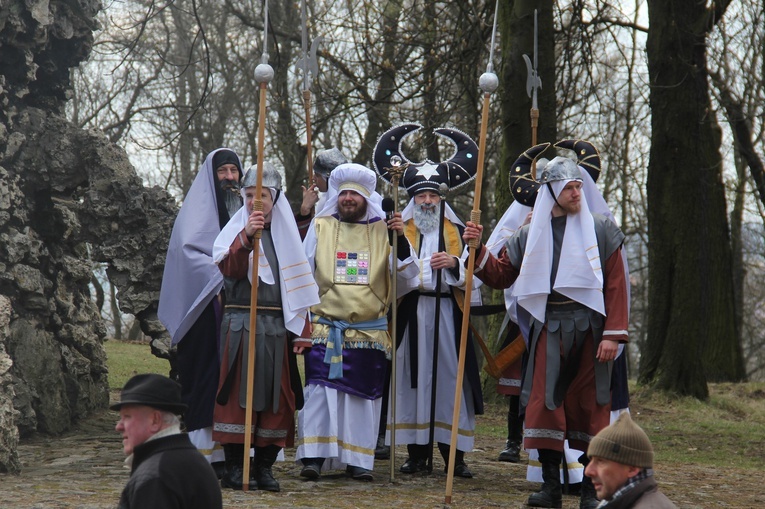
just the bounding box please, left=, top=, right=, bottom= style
left=629, top=382, right=765, bottom=470
left=104, top=339, right=170, bottom=390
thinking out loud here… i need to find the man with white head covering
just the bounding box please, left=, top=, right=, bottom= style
left=463, top=142, right=629, bottom=509
left=484, top=142, right=632, bottom=500
left=296, top=163, right=417, bottom=482
left=295, top=147, right=349, bottom=238
left=375, top=126, right=482, bottom=478
left=158, top=148, right=243, bottom=474
left=211, top=162, right=320, bottom=492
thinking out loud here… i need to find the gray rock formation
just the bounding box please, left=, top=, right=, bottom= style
left=0, top=0, right=177, bottom=471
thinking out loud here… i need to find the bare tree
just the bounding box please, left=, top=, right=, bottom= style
left=640, top=0, right=745, bottom=399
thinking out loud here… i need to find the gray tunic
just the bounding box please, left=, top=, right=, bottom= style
left=220, top=230, right=287, bottom=413
left=507, top=213, right=625, bottom=409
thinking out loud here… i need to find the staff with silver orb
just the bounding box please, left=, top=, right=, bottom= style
left=444, top=0, right=499, bottom=503
left=242, top=0, right=274, bottom=491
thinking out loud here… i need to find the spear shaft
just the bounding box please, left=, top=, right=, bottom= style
left=444, top=1, right=499, bottom=503
left=300, top=0, right=314, bottom=186
left=242, top=1, right=274, bottom=490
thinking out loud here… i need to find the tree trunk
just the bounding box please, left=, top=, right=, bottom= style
left=641, top=0, right=742, bottom=397
left=488, top=0, right=556, bottom=353
left=497, top=0, right=556, bottom=215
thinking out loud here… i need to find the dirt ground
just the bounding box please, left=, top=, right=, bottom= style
left=0, top=398, right=762, bottom=509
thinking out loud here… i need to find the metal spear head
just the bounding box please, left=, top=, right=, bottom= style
left=523, top=54, right=542, bottom=98
left=296, top=36, right=324, bottom=91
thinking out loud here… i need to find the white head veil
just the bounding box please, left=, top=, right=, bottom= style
left=513, top=177, right=604, bottom=323
left=213, top=180, right=319, bottom=336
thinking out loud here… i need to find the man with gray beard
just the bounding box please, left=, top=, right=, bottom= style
left=387, top=171, right=483, bottom=479
left=158, top=148, right=244, bottom=477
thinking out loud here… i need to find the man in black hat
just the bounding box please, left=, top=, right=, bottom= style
left=113, top=373, right=222, bottom=509
left=388, top=165, right=482, bottom=477
left=371, top=124, right=482, bottom=477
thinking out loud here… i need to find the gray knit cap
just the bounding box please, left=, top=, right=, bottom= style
left=587, top=412, right=654, bottom=468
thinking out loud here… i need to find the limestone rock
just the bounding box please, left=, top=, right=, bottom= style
left=0, top=0, right=177, bottom=468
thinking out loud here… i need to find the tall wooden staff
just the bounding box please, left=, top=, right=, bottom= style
left=444, top=0, right=499, bottom=503
left=385, top=156, right=407, bottom=482
left=242, top=0, right=274, bottom=490
left=297, top=0, right=323, bottom=187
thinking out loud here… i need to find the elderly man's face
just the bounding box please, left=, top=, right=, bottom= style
left=115, top=405, right=162, bottom=456
left=584, top=456, right=641, bottom=501
left=414, top=190, right=441, bottom=208
left=337, top=190, right=367, bottom=222
left=413, top=190, right=441, bottom=233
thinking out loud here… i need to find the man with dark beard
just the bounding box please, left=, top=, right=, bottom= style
left=388, top=167, right=482, bottom=478
left=296, top=164, right=417, bottom=481
left=158, top=148, right=243, bottom=476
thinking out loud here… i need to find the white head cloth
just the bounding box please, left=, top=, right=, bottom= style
left=513, top=177, right=604, bottom=323
left=484, top=200, right=532, bottom=327
left=212, top=188, right=320, bottom=336
left=158, top=148, right=242, bottom=345
left=315, top=163, right=385, bottom=220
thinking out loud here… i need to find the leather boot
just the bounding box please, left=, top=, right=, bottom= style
left=527, top=449, right=562, bottom=508
left=300, top=457, right=325, bottom=480
left=254, top=445, right=281, bottom=492
left=579, top=455, right=599, bottom=509
left=438, top=443, right=473, bottom=478
left=220, top=444, right=257, bottom=491
left=498, top=396, right=523, bottom=463
left=400, top=444, right=428, bottom=473
left=374, top=432, right=390, bottom=460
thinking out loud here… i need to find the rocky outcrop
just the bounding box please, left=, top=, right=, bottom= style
left=0, top=295, right=20, bottom=473
left=0, top=0, right=177, bottom=470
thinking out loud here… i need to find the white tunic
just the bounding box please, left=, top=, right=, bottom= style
left=387, top=225, right=476, bottom=453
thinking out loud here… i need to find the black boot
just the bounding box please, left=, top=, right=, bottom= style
left=211, top=461, right=225, bottom=479
left=527, top=449, right=562, bottom=508
left=220, top=444, right=257, bottom=491
left=438, top=443, right=473, bottom=478
left=579, top=455, right=599, bottom=509
left=300, top=457, right=325, bottom=480
left=374, top=432, right=390, bottom=460
left=254, top=445, right=281, bottom=492
left=498, top=395, right=523, bottom=463
left=400, top=444, right=428, bottom=473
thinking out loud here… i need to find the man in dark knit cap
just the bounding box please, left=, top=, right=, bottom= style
left=113, top=374, right=222, bottom=509
left=585, top=412, right=676, bottom=508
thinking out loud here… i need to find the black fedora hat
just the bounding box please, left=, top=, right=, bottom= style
left=110, top=373, right=187, bottom=414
